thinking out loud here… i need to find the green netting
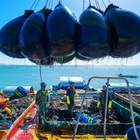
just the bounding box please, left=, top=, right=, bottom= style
left=113, top=100, right=140, bottom=125
left=36, top=100, right=134, bottom=135
left=113, top=94, right=140, bottom=115
left=36, top=92, right=140, bottom=135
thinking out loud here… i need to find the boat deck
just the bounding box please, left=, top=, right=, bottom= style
left=4, top=88, right=140, bottom=140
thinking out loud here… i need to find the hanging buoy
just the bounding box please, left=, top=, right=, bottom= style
left=105, top=4, right=140, bottom=58
left=19, top=8, right=52, bottom=64
left=47, top=2, right=78, bottom=58
left=77, top=5, right=112, bottom=60
left=0, top=10, right=34, bottom=58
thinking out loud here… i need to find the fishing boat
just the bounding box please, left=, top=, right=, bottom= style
left=4, top=101, right=37, bottom=140
left=3, top=76, right=140, bottom=140
left=118, top=74, right=138, bottom=78
left=0, top=86, right=35, bottom=140
left=108, top=82, right=140, bottom=93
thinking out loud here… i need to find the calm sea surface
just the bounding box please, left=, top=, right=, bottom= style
left=0, top=64, right=140, bottom=91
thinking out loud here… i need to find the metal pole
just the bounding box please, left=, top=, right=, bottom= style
left=72, top=76, right=140, bottom=140
left=87, top=76, right=139, bottom=140
left=72, top=86, right=88, bottom=140
left=103, top=78, right=109, bottom=140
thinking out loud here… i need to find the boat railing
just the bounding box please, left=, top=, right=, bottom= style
left=72, top=76, right=140, bottom=140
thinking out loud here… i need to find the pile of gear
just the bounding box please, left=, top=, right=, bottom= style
left=0, top=87, right=35, bottom=129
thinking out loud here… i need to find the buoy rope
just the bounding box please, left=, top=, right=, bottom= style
left=48, top=0, right=53, bottom=9
left=39, top=64, right=42, bottom=82
left=95, top=0, right=100, bottom=9
left=89, top=0, right=91, bottom=5
left=45, top=0, right=48, bottom=7
left=30, top=0, right=40, bottom=10
left=51, top=0, right=53, bottom=9
left=33, top=0, right=40, bottom=10
left=30, top=0, right=37, bottom=10
left=102, top=0, right=106, bottom=8
left=83, top=0, right=85, bottom=11
left=108, top=0, right=111, bottom=4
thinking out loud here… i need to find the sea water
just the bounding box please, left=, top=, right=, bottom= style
left=0, top=64, right=140, bottom=91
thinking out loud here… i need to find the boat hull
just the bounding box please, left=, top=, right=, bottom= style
left=118, top=75, right=138, bottom=78
left=4, top=101, right=36, bottom=140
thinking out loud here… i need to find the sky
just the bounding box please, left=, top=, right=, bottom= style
left=0, top=0, right=140, bottom=65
